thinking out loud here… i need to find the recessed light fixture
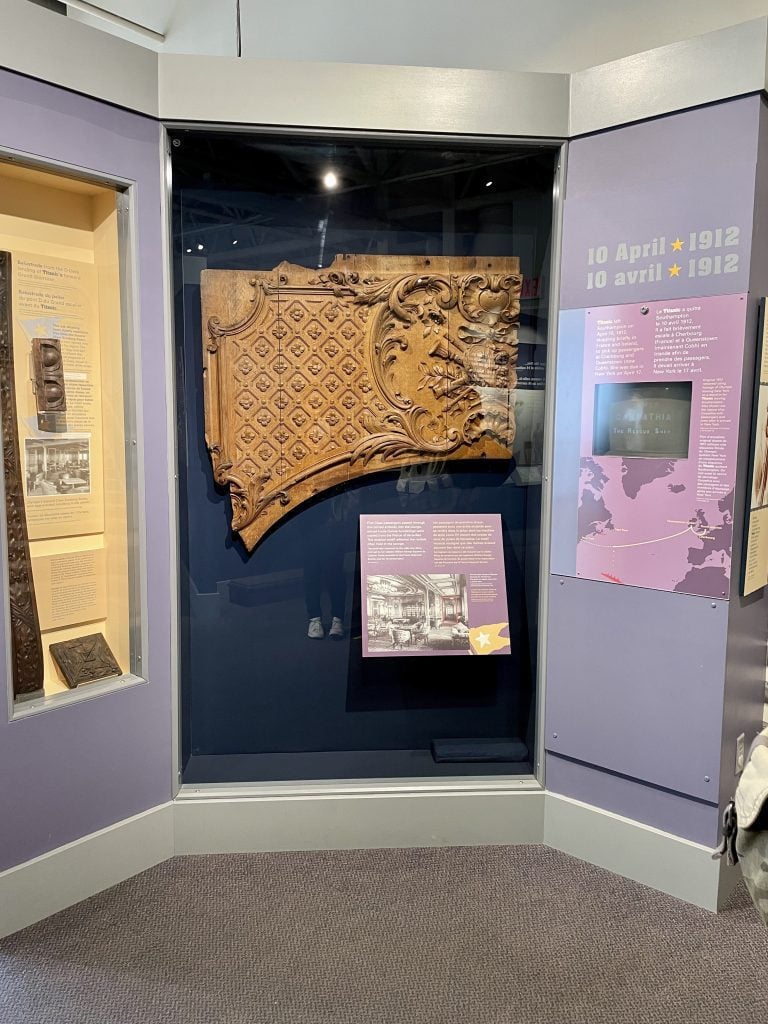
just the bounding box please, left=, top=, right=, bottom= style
left=485, top=180, right=493, bottom=187
left=197, top=243, right=204, bottom=251
left=186, top=248, right=192, bottom=253
left=322, top=170, right=339, bottom=190
left=232, top=239, right=238, bottom=246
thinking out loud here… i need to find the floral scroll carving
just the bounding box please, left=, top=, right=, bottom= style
left=202, top=255, right=521, bottom=551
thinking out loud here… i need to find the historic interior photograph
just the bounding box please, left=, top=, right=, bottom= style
left=24, top=436, right=91, bottom=496
left=365, top=573, right=469, bottom=651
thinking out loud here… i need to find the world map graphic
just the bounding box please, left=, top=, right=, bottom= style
left=577, top=457, right=732, bottom=597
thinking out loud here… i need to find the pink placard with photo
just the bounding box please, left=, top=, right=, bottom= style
left=360, top=514, right=510, bottom=657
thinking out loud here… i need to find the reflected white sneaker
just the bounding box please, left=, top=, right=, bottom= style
left=329, top=616, right=344, bottom=640
left=308, top=617, right=324, bottom=639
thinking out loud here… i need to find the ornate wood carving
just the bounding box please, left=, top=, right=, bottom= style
left=49, top=632, right=121, bottom=689
left=0, top=251, right=44, bottom=699
left=32, top=337, right=67, bottom=433
left=202, top=255, right=521, bottom=550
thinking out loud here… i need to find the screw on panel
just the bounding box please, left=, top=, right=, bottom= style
left=704, top=775, right=711, bottom=782
left=552, top=732, right=558, bottom=739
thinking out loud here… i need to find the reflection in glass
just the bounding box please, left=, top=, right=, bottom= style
left=173, top=130, right=557, bottom=782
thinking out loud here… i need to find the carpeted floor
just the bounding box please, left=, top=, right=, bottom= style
left=1, top=845, right=766, bottom=1023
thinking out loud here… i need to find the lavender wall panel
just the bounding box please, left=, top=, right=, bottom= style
left=546, top=753, right=719, bottom=847
left=546, top=576, right=727, bottom=802
left=0, top=71, right=172, bottom=870
left=561, top=97, right=760, bottom=310
left=547, top=95, right=767, bottom=838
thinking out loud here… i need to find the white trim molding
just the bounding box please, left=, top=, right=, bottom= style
left=544, top=793, right=737, bottom=912
left=158, top=55, right=569, bottom=137
left=3, top=2, right=768, bottom=138
left=0, top=803, right=174, bottom=939
left=569, top=17, right=768, bottom=136
left=174, top=780, right=546, bottom=854
left=0, top=0, right=159, bottom=116
left=0, top=787, right=740, bottom=938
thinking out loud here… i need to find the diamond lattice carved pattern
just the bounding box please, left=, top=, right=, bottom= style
left=202, top=255, right=521, bottom=551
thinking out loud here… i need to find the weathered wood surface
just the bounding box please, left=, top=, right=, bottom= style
left=202, top=254, right=521, bottom=550
left=0, top=251, right=44, bottom=699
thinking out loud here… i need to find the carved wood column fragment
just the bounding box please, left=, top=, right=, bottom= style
left=202, top=254, right=521, bottom=551
left=0, top=251, right=44, bottom=700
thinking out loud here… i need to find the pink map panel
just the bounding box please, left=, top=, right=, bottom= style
left=576, top=295, right=747, bottom=598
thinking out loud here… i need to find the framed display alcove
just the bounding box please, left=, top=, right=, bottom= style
left=171, top=126, right=562, bottom=786
left=0, top=153, right=144, bottom=713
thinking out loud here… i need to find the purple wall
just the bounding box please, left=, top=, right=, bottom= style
left=560, top=99, right=758, bottom=309
left=548, top=96, right=768, bottom=845
left=546, top=753, right=720, bottom=847
left=0, top=71, right=172, bottom=870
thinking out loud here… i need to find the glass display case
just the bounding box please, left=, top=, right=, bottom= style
left=0, top=158, right=140, bottom=708
left=172, top=128, right=559, bottom=783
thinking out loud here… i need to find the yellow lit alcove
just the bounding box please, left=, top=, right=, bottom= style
left=0, top=159, right=131, bottom=700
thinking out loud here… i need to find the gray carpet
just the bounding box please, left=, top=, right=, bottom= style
left=1, top=845, right=766, bottom=1024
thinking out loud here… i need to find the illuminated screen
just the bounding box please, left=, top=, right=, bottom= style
left=593, top=381, right=692, bottom=459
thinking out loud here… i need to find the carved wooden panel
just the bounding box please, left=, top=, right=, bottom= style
left=202, top=255, right=521, bottom=550
left=49, top=632, right=121, bottom=688
left=32, top=337, right=67, bottom=433
left=0, top=251, right=44, bottom=699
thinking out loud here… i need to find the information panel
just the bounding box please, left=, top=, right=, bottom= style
left=360, top=514, right=510, bottom=657
left=576, top=294, right=746, bottom=598
left=13, top=252, right=104, bottom=540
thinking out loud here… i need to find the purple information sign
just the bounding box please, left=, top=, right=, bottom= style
left=360, top=514, right=510, bottom=657
left=576, top=294, right=747, bottom=597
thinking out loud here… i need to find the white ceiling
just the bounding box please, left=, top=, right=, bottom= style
left=60, top=0, right=768, bottom=70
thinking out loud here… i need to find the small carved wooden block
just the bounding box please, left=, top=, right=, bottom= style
left=32, top=338, right=66, bottom=411
left=50, top=633, right=122, bottom=689
left=202, top=254, right=521, bottom=551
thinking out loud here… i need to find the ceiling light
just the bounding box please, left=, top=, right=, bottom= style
left=186, top=248, right=192, bottom=253
left=485, top=180, right=493, bottom=187
left=232, top=239, right=238, bottom=245
left=322, top=171, right=339, bottom=190
left=197, top=243, right=204, bottom=251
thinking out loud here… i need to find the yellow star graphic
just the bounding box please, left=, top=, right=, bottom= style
left=469, top=622, right=510, bottom=656
left=668, top=263, right=681, bottom=277
left=671, top=238, right=684, bottom=251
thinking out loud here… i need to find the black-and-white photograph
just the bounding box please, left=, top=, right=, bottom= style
left=365, top=573, right=469, bottom=651
left=25, top=437, right=91, bottom=497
